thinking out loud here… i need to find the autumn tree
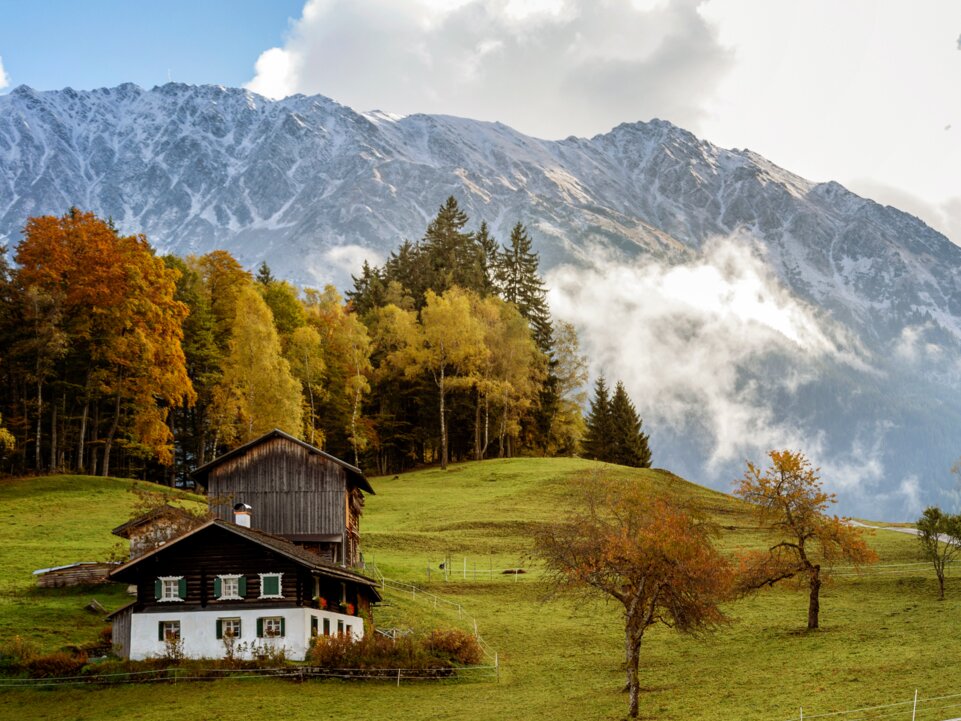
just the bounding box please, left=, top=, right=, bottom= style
left=209, top=284, right=302, bottom=446
left=916, top=506, right=961, bottom=600
left=734, top=450, right=876, bottom=629
left=14, top=210, right=195, bottom=476
left=533, top=475, right=733, bottom=719
left=385, top=287, right=487, bottom=469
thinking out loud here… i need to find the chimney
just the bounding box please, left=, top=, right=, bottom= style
left=233, top=503, right=252, bottom=528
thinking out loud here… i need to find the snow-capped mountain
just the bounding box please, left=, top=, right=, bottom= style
left=2, top=82, right=959, bottom=518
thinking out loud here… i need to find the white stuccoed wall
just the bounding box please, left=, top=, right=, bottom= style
left=128, top=607, right=364, bottom=661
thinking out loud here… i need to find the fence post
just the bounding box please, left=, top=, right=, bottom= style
left=495, top=652, right=500, bottom=682
left=397, top=668, right=401, bottom=687
left=799, top=707, right=802, bottom=721
left=912, top=689, right=918, bottom=721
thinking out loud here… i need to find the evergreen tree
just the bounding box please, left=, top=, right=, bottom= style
left=256, top=261, right=275, bottom=286
left=476, top=221, right=501, bottom=295
left=581, top=376, right=614, bottom=461
left=420, top=197, right=486, bottom=298
left=609, top=381, right=652, bottom=468
left=347, top=260, right=386, bottom=317
left=497, top=223, right=553, bottom=353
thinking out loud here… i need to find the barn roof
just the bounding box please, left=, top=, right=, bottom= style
left=110, top=504, right=199, bottom=538
left=191, top=429, right=374, bottom=494
left=108, top=518, right=381, bottom=598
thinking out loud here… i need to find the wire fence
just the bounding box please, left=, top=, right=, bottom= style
left=0, top=663, right=499, bottom=689
left=365, top=562, right=498, bottom=664
left=781, top=689, right=961, bottom=721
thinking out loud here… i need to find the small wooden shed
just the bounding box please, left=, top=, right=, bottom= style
left=192, top=429, right=374, bottom=567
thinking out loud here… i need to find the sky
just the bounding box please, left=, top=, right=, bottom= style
left=0, top=0, right=958, bottom=242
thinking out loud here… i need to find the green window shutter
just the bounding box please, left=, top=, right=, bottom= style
left=178, top=577, right=187, bottom=599
left=154, top=579, right=162, bottom=600
left=279, top=617, right=285, bottom=637
left=238, top=576, right=247, bottom=597
left=256, top=617, right=264, bottom=638
left=213, top=577, right=222, bottom=599
left=216, top=619, right=223, bottom=640
left=158, top=622, right=164, bottom=641
left=263, top=575, right=279, bottom=596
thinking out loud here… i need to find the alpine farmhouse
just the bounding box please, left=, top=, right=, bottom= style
left=108, top=429, right=380, bottom=661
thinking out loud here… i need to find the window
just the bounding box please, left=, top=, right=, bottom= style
left=257, top=616, right=285, bottom=638
left=216, top=617, right=242, bottom=640
left=310, top=615, right=319, bottom=637
left=323, top=618, right=330, bottom=636
left=214, top=574, right=245, bottom=600
left=155, top=576, right=185, bottom=603
left=337, top=620, right=344, bottom=635
left=259, top=573, right=283, bottom=599
left=158, top=620, right=181, bottom=641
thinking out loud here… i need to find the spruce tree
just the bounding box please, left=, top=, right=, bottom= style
left=609, top=381, right=652, bottom=468
left=582, top=376, right=614, bottom=461
left=255, top=261, right=275, bottom=286
left=421, top=197, right=486, bottom=297
left=476, top=221, right=501, bottom=296
left=497, top=223, right=553, bottom=353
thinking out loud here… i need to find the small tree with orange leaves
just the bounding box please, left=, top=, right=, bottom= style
left=734, top=450, right=876, bottom=630
left=533, top=476, right=733, bottom=719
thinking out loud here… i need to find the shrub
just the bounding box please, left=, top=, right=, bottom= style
left=26, top=651, right=88, bottom=678
left=425, top=629, right=484, bottom=665
left=306, top=629, right=484, bottom=669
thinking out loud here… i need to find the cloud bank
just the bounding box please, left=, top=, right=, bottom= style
left=547, top=235, right=869, bottom=473
left=0, top=56, right=9, bottom=91
left=245, top=0, right=733, bottom=139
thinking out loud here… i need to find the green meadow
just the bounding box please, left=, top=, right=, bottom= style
left=1, top=459, right=960, bottom=721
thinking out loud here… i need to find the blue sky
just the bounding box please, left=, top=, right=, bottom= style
left=0, top=0, right=303, bottom=92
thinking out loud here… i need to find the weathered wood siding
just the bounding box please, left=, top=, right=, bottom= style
left=207, top=437, right=346, bottom=538
left=35, top=563, right=117, bottom=588
left=111, top=605, right=132, bottom=659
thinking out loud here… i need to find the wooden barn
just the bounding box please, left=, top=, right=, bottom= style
left=192, top=429, right=374, bottom=567
left=111, top=504, right=203, bottom=560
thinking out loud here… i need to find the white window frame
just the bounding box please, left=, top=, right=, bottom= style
left=159, top=575, right=184, bottom=603
left=263, top=616, right=284, bottom=637
left=221, top=617, right=242, bottom=639
left=258, top=572, right=284, bottom=599
left=217, top=574, right=243, bottom=600
left=161, top=620, right=181, bottom=640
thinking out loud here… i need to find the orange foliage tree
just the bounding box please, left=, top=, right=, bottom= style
left=14, top=210, right=195, bottom=474
left=533, top=475, right=733, bottom=719
left=734, top=450, right=876, bottom=630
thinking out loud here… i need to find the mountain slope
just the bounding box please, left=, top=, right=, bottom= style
left=2, top=83, right=960, bottom=518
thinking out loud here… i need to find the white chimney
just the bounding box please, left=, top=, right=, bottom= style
left=233, top=503, right=252, bottom=528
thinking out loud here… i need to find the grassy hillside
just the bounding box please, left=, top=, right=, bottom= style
left=1, top=460, right=959, bottom=721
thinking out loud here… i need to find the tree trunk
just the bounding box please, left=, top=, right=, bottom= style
left=34, top=377, right=43, bottom=472
left=49, top=397, right=58, bottom=471
left=937, top=568, right=946, bottom=600
left=474, top=391, right=482, bottom=461
left=439, top=366, right=448, bottom=470
left=102, top=385, right=122, bottom=478
left=807, top=565, right=821, bottom=630
left=625, top=632, right=642, bottom=718
left=77, top=371, right=91, bottom=473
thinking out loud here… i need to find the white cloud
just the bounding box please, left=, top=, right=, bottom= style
left=547, top=235, right=865, bottom=468
left=322, top=244, right=383, bottom=277
left=0, top=56, right=9, bottom=91
left=245, top=0, right=733, bottom=138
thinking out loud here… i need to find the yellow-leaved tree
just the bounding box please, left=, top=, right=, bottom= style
left=210, top=284, right=302, bottom=445
left=384, top=287, right=488, bottom=469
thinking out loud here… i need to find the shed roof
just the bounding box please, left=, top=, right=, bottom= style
left=108, top=518, right=381, bottom=599
left=191, top=429, right=374, bottom=494
left=110, top=504, right=199, bottom=538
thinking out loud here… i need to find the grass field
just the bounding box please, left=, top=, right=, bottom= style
left=1, top=459, right=960, bottom=721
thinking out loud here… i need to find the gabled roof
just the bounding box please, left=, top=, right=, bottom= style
left=108, top=518, right=381, bottom=598
left=191, top=428, right=374, bottom=494
left=111, top=504, right=199, bottom=538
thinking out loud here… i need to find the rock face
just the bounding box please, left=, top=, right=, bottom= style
left=2, top=82, right=960, bottom=518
